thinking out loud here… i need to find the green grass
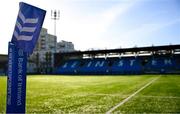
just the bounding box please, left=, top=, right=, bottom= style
left=0, top=76, right=6, bottom=113
left=0, top=75, right=180, bottom=113
left=114, top=76, right=180, bottom=113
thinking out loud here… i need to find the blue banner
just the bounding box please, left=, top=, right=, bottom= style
left=11, top=2, right=46, bottom=54
left=6, top=2, right=46, bottom=113
left=6, top=42, right=27, bottom=113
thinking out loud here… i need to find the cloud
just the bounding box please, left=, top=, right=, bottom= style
left=105, top=18, right=180, bottom=48
left=57, top=0, right=138, bottom=50
left=119, top=18, right=180, bottom=40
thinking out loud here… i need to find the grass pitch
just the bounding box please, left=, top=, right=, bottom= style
left=0, top=75, right=180, bottom=113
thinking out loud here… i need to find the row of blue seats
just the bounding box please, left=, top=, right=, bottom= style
left=56, top=56, right=180, bottom=74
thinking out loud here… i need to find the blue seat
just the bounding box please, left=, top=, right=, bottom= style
left=55, top=55, right=180, bottom=75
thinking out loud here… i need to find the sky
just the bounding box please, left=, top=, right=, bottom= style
left=0, top=0, right=179, bottom=54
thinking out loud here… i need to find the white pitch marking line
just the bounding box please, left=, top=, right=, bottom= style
left=106, top=76, right=160, bottom=114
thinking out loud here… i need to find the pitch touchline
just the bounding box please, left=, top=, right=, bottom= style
left=106, top=76, right=160, bottom=114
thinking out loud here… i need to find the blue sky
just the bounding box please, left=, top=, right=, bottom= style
left=0, top=0, right=179, bottom=54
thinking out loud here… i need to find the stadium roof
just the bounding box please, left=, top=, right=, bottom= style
left=56, top=44, right=180, bottom=57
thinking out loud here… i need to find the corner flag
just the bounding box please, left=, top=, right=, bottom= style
left=6, top=2, right=46, bottom=113
left=11, top=2, right=46, bottom=54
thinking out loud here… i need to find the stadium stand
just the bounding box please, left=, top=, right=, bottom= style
left=55, top=44, right=180, bottom=75
left=1, top=44, right=180, bottom=75
left=0, top=54, right=8, bottom=75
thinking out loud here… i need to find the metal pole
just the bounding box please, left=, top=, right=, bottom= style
left=54, top=18, right=56, bottom=39
left=51, top=10, right=60, bottom=71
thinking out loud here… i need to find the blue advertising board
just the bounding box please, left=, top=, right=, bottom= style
left=6, top=42, right=27, bottom=113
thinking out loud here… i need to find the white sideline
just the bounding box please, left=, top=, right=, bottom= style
left=106, top=76, right=160, bottom=114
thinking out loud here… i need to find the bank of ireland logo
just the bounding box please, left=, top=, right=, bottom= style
left=13, top=10, right=39, bottom=41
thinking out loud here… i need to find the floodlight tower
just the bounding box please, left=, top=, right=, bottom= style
left=51, top=10, right=60, bottom=71
left=51, top=10, right=60, bottom=40
left=51, top=10, right=60, bottom=53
